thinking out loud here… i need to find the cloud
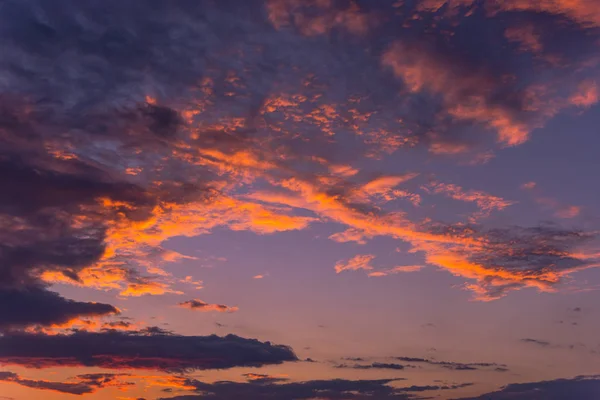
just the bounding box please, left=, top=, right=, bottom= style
left=521, top=184, right=583, bottom=220
left=253, top=170, right=598, bottom=299
left=0, top=286, right=118, bottom=332
left=417, top=223, right=596, bottom=300
left=424, top=182, right=515, bottom=220
left=368, top=266, right=423, bottom=277
left=415, top=1, right=600, bottom=28
left=569, top=81, right=599, bottom=108
left=393, top=356, right=506, bottom=372
left=335, top=362, right=407, bottom=370
left=382, top=40, right=531, bottom=147
left=242, top=373, right=289, bottom=384
left=158, top=377, right=472, bottom=400
left=504, top=24, right=544, bottom=54
left=0, top=0, right=598, bottom=342
left=521, top=338, right=552, bottom=347
left=179, top=299, right=239, bottom=313
left=266, top=0, right=375, bottom=36
left=0, top=329, right=297, bottom=372
left=334, top=254, right=376, bottom=273
left=455, top=375, right=600, bottom=400
left=0, top=371, right=132, bottom=396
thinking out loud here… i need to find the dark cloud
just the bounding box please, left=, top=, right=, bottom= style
left=158, top=377, right=472, bottom=400
left=521, top=338, right=552, bottom=347
left=242, top=373, right=289, bottom=384
left=179, top=299, right=238, bottom=313
left=455, top=375, right=600, bottom=400
left=335, top=362, right=407, bottom=371
left=0, top=329, right=297, bottom=372
left=0, top=286, right=118, bottom=332
left=0, top=371, right=132, bottom=395
left=393, top=356, right=506, bottom=372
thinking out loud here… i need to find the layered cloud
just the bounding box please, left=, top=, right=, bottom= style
left=393, top=357, right=507, bottom=372
left=0, top=372, right=132, bottom=396
left=456, top=375, right=600, bottom=400
left=0, top=287, right=118, bottom=332
left=334, top=254, right=376, bottom=273
left=0, top=329, right=297, bottom=371
left=158, top=377, right=472, bottom=400
left=179, top=299, right=239, bottom=313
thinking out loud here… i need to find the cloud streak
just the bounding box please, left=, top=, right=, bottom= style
left=179, top=299, right=239, bottom=313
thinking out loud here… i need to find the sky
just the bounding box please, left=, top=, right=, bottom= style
left=0, top=0, right=600, bottom=399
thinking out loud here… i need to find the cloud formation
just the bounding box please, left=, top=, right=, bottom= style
left=0, top=329, right=297, bottom=371
left=0, top=372, right=132, bottom=395
left=456, top=375, right=600, bottom=400
left=179, top=299, right=239, bottom=313
left=335, top=362, right=407, bottom=371
left=393, top=356, right=507, bottom=372
left=0, top=286, right=118, bottom=332
left=0, top=0, right=598, bottom=344
left=158, top=377, right=472, bottom=400
left=334, top=254, right=376, bottom=273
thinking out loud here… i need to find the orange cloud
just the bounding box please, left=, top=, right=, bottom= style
left=492, top=0, right=600, bottom=28
left=569, top=80, right=599, bottom=108
left=555, top=205, right=582, bottom=219
left=181, top=275, right=204, bottom=289
left=120, top=281, right=183, bottom=297
left=368, top=265, right=423, bottom=277
left=418, top=0, right=600, bottom=28
left=360, top=174, right=419, bottom=200
left=382, top=41, right=530, bottom=146
left=329, top=164, right=359, bottom=177
left=536, top=197, right=582, bottom=219
left=504, top=24, right=543, bottom=53
left=137, top=374, right=196, bottom=391
left=0, top=371, right=133, bottom=396
left=335, top=254, right=375, bottom=273
left=329, top=228, right=370, bottom=245
left=266, top=0, right=374, bottom=36
left=521, top=181, right=537, bottom=190
left=425, top=181, right=515, bottom=220
left=249, top=173, right=596, bottom=299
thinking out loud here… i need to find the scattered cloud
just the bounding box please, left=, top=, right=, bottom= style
left=179, top=299, right=239, bottom=313
left=368, top=266, right=423, bottom=277
left=424, top=182, right=515, bottom=221
left=335, top=254, right=376, bottom=274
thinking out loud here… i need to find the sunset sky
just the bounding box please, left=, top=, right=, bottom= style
left=1, top=1, right=600, bottom=399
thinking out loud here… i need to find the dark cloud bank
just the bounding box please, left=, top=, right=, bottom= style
left=0, top=328, right=297, bottom=371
